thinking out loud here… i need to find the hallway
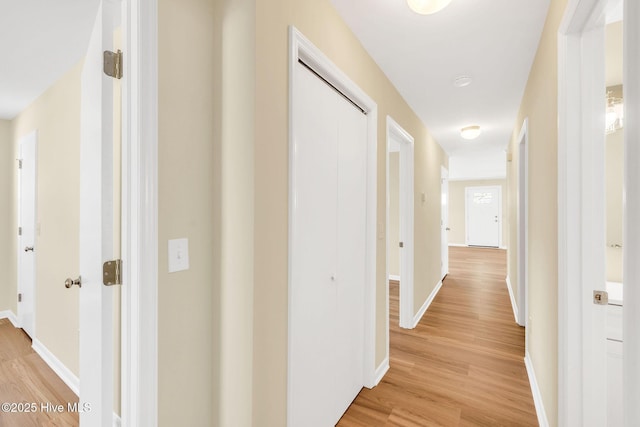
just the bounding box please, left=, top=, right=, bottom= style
left=338, top=246, right=537, bottom=426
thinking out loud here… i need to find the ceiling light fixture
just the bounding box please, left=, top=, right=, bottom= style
left=407, top=0, right=453, bottom=15
left=453, top=75, right=472, bottom=88
left=460, top=125, right=481, bottom=140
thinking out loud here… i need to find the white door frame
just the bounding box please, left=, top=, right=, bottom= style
left=120, top=0, right=159, bottom=425
left=386, top=116, right=415, bottom=330
left=440, top=166, right=449, bottom=279
left=17, top=131, right=38, bottom=338
left=558, top=0, right=640, bottom=425
left=464, top=185, right=502, bottom=247
left=516, top=119, right=528, bottom=327
left=288, top=27, right=379, bottom=424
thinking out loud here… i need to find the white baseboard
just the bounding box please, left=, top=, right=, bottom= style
left=412, top=280, right=443, bottom=328
left=448, top=243, right=467, bottom=247
left=499, top=245, right=508, bottom=250
left=372, top=357, right=389, bottom=388
left=32, top=339, right=80, bottom=396
left=0, top=310, right=19, bottom=327
left=505, top=276, right=519, bottom=323
left=388, top=274, right=400, bottom=281
left=525, top=352, right=549, bottom=427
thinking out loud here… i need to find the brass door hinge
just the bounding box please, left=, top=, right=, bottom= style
left=103, top=50, right=123, bottom=79
left=103, top=259, right=122, bottom=286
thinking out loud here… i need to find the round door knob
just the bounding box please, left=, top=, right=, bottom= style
left=24, top=246, right=34, bottom=252
left=65, top=276, right=82, bottom=289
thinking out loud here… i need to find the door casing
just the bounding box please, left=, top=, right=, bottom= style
left=386, top=116, right=415, bottom=330
left=558, top=0, right=639, bottom=425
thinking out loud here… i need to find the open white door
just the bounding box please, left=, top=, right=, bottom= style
left=441, top=167, right=449, bottom=279
left=18, top=131, right=37, bottom=339
left=79, top=0, right=120, bottom=424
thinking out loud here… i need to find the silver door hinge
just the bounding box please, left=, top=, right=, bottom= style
left=399, top=242, right=404, bottom=248
left=18, top=227, right=22, bottom=236
left=18, top=293, right=22, bottom=303
left=103, top=259, right=122, bottom=286
left=103, top=50, right=123, bottom=79
left=18, top=159, right=22, bottom=169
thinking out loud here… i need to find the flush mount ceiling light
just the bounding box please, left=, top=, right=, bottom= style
left=407, top=0, right=453, bottom=15
left=460, top=125, right=481, bottom=140
left=453, top=75, right=472, bottom=88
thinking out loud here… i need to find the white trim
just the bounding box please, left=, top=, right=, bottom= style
left=558, top=1, right=609, bottom=425
left=624, top=2, right=640, bottom=424
left=31, top=338, right=122, bottom=426
left=0, top=310, right=19, bottom=327
left=287, top=26, right=379, bottom=423
left=505, top=276, right=519, bottom=323
left=120, top=0, right=158, bottom=425
left=516, top=118, right=528, bottom=327
left=525, top=352, right=549, bottom=427
left=412, top=280, right=443, bottom=328
left=386, top=116, right=415, bottom=331
left=448, top=243, right=468, bottom=248
left=388, top=275, right=400, bottom=281
left=464, top=185, right=503, bottom=248
left=371, top=357, right=389, bottom=388
left=32, top=339, right=80, bottom=396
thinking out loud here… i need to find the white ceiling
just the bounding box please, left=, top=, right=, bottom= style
left=0, top=0, right=99, bottom=120
left=330, top=0, right=551, bottom=158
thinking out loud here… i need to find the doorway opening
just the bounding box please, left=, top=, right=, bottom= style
left=386, top=117, right=415, bottom=330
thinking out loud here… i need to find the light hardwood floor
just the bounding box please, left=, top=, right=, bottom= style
left=338, top=246, right=537, bottom=426
left=0, top=319, right=79, bottom=427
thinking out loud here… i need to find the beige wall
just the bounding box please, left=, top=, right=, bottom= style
left=10, top=60, right=84, bottom=376
left=606, top=129, right=623, bottom=282
left=252, top=0, right=447, bottom=425
left=0, top=120, right=12, bottom=313
left=448, top=179, right=507, bottom=247
left=506, top=0, right=568, bottom=424
left=157, top=0, right=218, bottom=425
left=389, top=153, right=400, bottom=277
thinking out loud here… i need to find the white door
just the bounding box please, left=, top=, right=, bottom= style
left=290, top=61, right=367, bottom=426
left=465, top=186, right=501, bottom=247
left=441, top=167, right=449, bottom=279
left=18, top=131, right=37, bottom=339
left=78, top=0, right=119, bottom=424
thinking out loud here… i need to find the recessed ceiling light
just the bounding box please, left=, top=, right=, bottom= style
left=453, top=75, right=472, bottom=87
left=407, top=0, right=453, bottom=15
left=460, top=125, right=481, bottom=140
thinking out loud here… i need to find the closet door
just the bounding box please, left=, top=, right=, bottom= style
left=290, top=61, right=368, bottom=426
left=290, top=62, right=339, bottom=427
left=334, top=95, right=367, bottom=418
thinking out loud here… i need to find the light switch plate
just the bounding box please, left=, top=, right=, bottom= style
left=168, top=238, right=189, bottom=273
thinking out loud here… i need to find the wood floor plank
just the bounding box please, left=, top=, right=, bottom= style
left=0, top=319, right=79, bottom=427
left=337, top=247, right=537, bottom=426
